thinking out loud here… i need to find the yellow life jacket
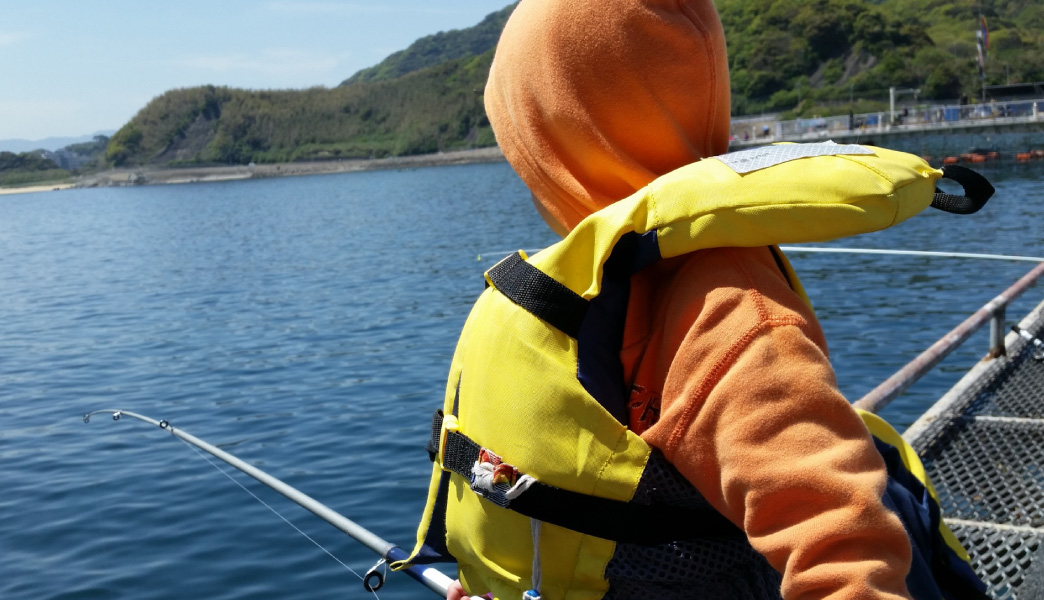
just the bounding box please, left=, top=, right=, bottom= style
left=393, top=143, right=992, bottom=600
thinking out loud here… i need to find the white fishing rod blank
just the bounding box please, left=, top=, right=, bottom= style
left=84, top=409, right=470, bottom=598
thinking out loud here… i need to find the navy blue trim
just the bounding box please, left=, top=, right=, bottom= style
left=411, top=378, right=463, bottom=565
left=576, top=231, right=662, bottom=424
left=873, top=437, right=989, bottom=599
left=409, top=469, right=454, bottom=564
left=767, top=246, right=794, bottom=290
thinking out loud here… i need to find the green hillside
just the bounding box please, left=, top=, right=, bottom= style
left=107, top=0, right=1043, bottom=167
left=721, top=0, right=1043, bottom=116
left=0, top=136, right=107, bottom=187
left=107, top=51, right=496, bottom=167
left=106, top=4, right=511, bottom=167
left=342, top=3, right=515, bottom=85
left=0, top=151, right=67, bottom=186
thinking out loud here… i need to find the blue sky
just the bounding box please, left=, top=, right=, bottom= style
left=0, top=1, right=512, bottom=141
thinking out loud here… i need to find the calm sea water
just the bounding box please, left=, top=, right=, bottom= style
left=2, top=159, right=1042, bottom=599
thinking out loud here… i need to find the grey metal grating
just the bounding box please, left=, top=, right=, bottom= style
left=962, top=331, right=1044, bottom=420
left=908, top=302, right=1044, bottom=599
left=948, top=522, right=1043, bottom=600
left=909, top=324, right=1044, bottom=434
left=920, top=418, right=1044, bottom=528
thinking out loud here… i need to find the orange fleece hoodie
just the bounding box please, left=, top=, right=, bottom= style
left=484, top=1, right=915, bottom=598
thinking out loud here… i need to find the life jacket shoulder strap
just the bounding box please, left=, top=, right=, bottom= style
left=485, top=251, right=589, bottom=338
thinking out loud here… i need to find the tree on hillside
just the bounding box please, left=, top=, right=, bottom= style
left=106, top=50, right=496, bottom=167
left=342, top=2, right=516, bottom=84
left=720, top=0, right=931, bottom=114
left=720, top=0, right=1041, bottom=116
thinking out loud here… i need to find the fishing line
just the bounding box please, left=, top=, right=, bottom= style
left=175, top=437, right=380, bottom=599
left=86, top=410, right=456, bottom=597
left=778, top=247, right=1044, bottom=262
left=476, top=247, right=1044, bottom=263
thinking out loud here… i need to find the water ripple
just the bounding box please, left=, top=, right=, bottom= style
left=1, top=160, right=1042, bottom=599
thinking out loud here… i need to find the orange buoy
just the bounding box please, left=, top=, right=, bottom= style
left=959, top=153, right=974, bottom=162
left=969, top=154, right=987, bottom=163
left=943, top=156, right=959, bottom=165
left=1016, top=152, right=1032, bottom=163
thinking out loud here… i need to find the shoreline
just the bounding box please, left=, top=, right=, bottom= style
left=0, top=183, right=78, bottom=196
left=0, top=147, right=506, bottom=196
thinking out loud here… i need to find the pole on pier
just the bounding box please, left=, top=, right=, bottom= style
left=890, top=87, right=896, bottom=127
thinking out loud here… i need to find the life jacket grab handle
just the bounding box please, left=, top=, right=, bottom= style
left=931, top=165, right=994, bottom=215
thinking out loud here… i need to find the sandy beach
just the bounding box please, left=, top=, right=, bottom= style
left=0, top=147, right=506, bottom=196
left=0, top=183, right=77, bottom=196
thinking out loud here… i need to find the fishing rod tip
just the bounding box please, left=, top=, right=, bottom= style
left=82, top=409, right=123, bottom=423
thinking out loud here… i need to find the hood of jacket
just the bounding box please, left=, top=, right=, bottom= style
left=484, top=0, right=731, bottom=232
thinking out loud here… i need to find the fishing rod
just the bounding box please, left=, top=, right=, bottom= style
left=84, top=409, right=473, bottom=599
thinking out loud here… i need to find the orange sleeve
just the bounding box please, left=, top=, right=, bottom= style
left=668, top=325, right=912, bottom=599
left=633, top=248, right=914, bottom=600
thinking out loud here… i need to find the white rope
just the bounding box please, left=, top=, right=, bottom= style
left=470, top=460, right=542, bottom=599
left=504, top=476, right=537, bottom=500
left=778, top=246, right=1044, bottom=263
left=523, top=519, right=543, bottom=600
left=470, top=460, right=497, bottom=491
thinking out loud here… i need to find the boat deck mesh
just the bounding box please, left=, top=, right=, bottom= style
left=908, top=305, right=1044, bottom=599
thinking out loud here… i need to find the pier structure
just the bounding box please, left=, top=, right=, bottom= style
left=907, top=294, right=1044, bottom=600
left=730, top=97, right=1044, bottom=158
left=847, top=260, right=1044, bottom=600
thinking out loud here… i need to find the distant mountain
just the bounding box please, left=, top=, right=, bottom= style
left=106, top=51, right=497, bottom=167
left=0, top=131, right=116, bottom=153
left=106, top=0, right=1043, bottom=167
left=0, top=134, right=110, bottom=186
left=106, top=4, right=513, bottom=167
left=341, top=3, right=515, bottom=85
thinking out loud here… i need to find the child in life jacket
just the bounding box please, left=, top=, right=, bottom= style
left=438, top=0, right=987, bottom=598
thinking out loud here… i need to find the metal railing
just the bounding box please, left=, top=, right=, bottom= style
left=853, top=261, right=1044, bottom=414
left=731, top=97, right=1044, bottom=144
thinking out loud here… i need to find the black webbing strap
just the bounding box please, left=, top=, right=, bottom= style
left=485, top=252, right=589, bottom=339
left=427, top=410, right=744, bottom=544
left=931, top=164, right=994, bottom=215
